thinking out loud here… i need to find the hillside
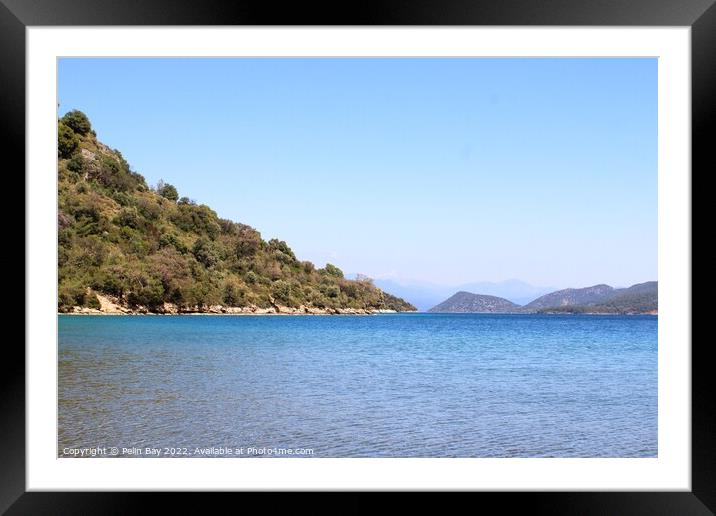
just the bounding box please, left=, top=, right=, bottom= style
left=584, top=281, right=658, bottom=314
left=427, top=292, right=521, bottom=313
left=429, top=281, right=657, bottom=315
left=529, top=281, right=658, bottom=314
left=522, top=284, right=617, bottom=311
left=57, top=111, right=416, bottom=314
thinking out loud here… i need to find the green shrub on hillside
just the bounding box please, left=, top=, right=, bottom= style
left=114, top=207, right=142, bottom=229
left=323, top=284, right=340, bottom=298
left=271, top=280, right=291, bottom=304
left=58, top=122, right=79, bottom=159
left=322, top=263, right=344, bottom=278
left=66, top=154, right=85, bottom=173
left=61, top=110, right=92, bottom=135
left=192, top=237, right=220, bottom=268
left=222, top=277, right=247, bottom=306
left=236, top=225, right=262, bottom=258
left=159, top=232, right=188, bottom=253
left=157, top=180, right=179, bottom=201
left=58, top=284, right=101, bottom=310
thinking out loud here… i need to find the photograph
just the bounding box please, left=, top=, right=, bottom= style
left=57, top=56, right=658, bottom=459
left=1, top=0, right=710, bottom=506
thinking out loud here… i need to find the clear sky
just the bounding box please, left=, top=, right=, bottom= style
left=58, top=58, right=657, bottom=288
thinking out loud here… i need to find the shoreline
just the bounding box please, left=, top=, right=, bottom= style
left=59, top=310, right=400, bottom=316
left=59, top=310, right=657, bottom=316
left=61, top=295, right=404, bottom=316
left=60, top=295, right=655, bottom=316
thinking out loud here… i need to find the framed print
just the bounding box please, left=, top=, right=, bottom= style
left=6, top=0, right=712, bottom=512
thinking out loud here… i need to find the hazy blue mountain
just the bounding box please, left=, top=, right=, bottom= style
left=364, top=277, right=554, bottom=311
left=416, top=280, right=657, bottom=315
left=457, top=279, right=555, bottom=306
left=524, top=281, right=657, bottom=313
left=590, top=281, right=658, bottom=314
left=428, top=292, right=521, bottom=313
left=522, top=284, right=617, bottom=311
left=614, top=281, right=658, bottom=296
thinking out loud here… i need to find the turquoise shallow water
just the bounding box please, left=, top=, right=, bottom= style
left=58, top=313, right=657, bottom=457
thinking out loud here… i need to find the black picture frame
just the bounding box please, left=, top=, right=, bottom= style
left=5, top=0, right=711, bottom=512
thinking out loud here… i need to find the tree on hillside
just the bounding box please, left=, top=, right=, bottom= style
left=157, top=179, right=179, bottom=201
left=58, top=122, right=79, bottom=159
left=192, top=237, right=220, bottom=268
left=61, top=110, right=92, bottom=135
left=323, top=263, right=344, bottom=278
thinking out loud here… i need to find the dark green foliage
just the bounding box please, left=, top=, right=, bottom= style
left=76, top=235, right=108, bottom=267
left=57, top=112, right=416, bottom=313
left=114, top=207, right=142, bottom=229
left=157, top=180, right=179, bottom=201
left=595, top=292, right=657, bottom=313
left=532, top=282, right=657, bottom=314
left=159, top=232, right=188, bottom=253
left=68, top=194, right=105, bottom=236
left=94, top=154, right=138, bottom=192
left=66, top=154, right=85, bottom=173
left=535, top=306, right=588, bottom=314
left=323, top=284, right=340, bottom=298
left=98, top=146, right=146, bottom=191
left=192, top=237, right=220, bottom=268
left=236, top=225, right=262, bottom=258
left=113, top=150, right=133, bottom=176
left=112, top=191, right=133, bottom=206
left=127, top=280, right=164, bottom=309
left=593, top=282, right=657, bottom=313
left=61, top=110, right=92, bottom=135
left=322, top=263, right=344, bottom=278
left=218, top=218, right=235, bottom=234
left=136, top=197, right=162, bottom=220
left=58, top=284, right=100, bottom=310
left=223, top=278, right=247, bottom=306
left=381, top=292, right=415, bottom=311
left=171, top=203, right=221, bottom=238
left=58, top=122, right=79, bottom=159
left=268, top=239, right=296, bottom=261
left=271, top=280, right=291, bottom=304
left=94, top=266, right=129, bottom=298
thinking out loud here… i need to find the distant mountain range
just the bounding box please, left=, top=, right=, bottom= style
left=427, top=281, right=657, bottom=314
left=364, top=278, right=555, bottom=311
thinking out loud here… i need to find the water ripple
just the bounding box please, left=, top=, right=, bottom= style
left=58, top=314, right=657, bottom=457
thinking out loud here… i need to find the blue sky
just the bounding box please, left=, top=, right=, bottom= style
left=58, top=58, right=657, bottom=288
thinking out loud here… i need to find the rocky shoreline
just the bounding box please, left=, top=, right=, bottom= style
left=61, top=294, right=402, bottom=316
left=534, top=309, right=658, bottom=316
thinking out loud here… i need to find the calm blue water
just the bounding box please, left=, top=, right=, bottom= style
left=58, top=314, right=657, bottom=458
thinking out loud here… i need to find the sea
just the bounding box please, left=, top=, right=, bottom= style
left=58, top=313, right=657, bottom=458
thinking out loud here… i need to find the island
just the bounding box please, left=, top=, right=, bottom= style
left=428, top=281, right=657, bottom=315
